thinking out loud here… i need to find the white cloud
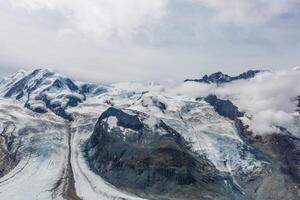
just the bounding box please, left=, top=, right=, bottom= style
left=194, top=0, right=300, bottom=26
left=1, top=0, right=300, bottom=82
left=173, top=81, right=216, bottom=97
left=219, top=70, right=300, bottom=134
left=8, top=0, right=167, bottom=39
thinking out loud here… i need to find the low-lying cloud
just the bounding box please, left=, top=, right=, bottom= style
left=175, top=69, right=300, bottom=135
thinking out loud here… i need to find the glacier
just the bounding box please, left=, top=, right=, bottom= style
left=0, top=69, right=299, bottom=200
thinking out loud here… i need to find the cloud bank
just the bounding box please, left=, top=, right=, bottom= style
left=175, top=69, right=300, bottom=135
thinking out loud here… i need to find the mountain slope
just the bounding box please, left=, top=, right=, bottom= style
left=85, top=107, right=246, bottom=200
left=82, top=88, right=274, bottom=199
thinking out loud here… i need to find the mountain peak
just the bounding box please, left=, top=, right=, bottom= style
left=0, top=68, right=107, bottom=120
left=185, top=69, right=261, bottom=84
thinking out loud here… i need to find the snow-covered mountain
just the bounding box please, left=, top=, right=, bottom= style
left=0, top=69, right=299, bottom=200
left=0, top=69, right=107, bottom=120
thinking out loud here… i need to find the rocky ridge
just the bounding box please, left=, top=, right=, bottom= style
left=185, top=70, right=261, bottom=84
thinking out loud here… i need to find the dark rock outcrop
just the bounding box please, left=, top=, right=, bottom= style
left=85, top=107, right=244, bottom=200
left=203, top=94, right=244, bottom=120
left=185, top=70, right=261, bottom=84
left=270, top=134, right=300, bottom=182
left=0, top=122, right=20, bottom=178
left=97, top=107, right=143, bottom=130
left=32, top=94, right=75, bottom=121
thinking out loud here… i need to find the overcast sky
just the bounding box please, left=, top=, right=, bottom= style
left=0, top=0, right=300, bottom=83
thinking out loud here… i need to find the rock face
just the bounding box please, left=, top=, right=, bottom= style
left=203, top=95, right=244, bottom=120
left=236, top=127, right=300, bottom=199
left=0, top=121, right=19, bottom=178
left=85, top=107, right=244, bottom=200
left=270, top=134, right=300, bottom=182
left=0, top=69, right=107, bottom=120
left=205, top=95, right=300, bottom=200
left=185, top=70, right=261, bottom=84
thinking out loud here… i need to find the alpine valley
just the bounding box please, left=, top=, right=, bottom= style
left=0, top=68, right=299, bottom=200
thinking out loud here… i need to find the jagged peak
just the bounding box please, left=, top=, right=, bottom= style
left=185, top=69, right=261, bottom=84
